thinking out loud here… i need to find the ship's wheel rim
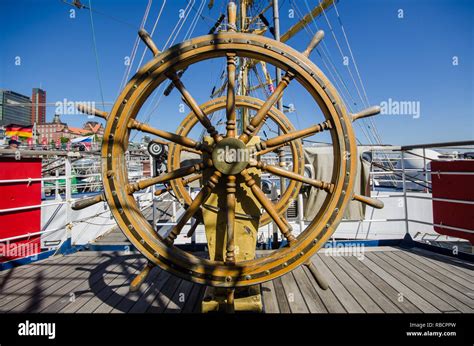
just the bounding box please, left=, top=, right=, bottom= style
left=101, top=32, right=357, bottom=287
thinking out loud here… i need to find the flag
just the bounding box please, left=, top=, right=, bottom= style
left=5, top=124, right=33, bottom=138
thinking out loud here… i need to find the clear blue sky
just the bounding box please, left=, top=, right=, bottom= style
left=0, top=0, right=472, bottom=145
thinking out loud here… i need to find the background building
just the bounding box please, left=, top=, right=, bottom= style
left=31, top=88, right=46, bottom=125
left=36, top=114, right=104, bottom=144
left=0, top=90, right=32, bottom=126
left=35, top=114, right=67, bottom=143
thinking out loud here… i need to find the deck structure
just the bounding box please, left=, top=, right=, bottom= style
left=0, top=246, right=472, bottom=313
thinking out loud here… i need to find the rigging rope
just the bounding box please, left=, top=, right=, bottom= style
left=298, top=0, right=374, bottom=145
left=135, top=0, right=167, bottom=72
left=332, top=0, right=385, bottom=147
left=118, top=0, right=153, bottom=94
left=292, top=0, right=368, bottom=144
left=88, top=0, right=106, bottom=112
left=130, top=0, right=196, bottom=142
left=185, top=0, right=206, bottom=40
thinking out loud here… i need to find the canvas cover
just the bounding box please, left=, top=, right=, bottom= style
left=303, top=145, right=372, bottom=221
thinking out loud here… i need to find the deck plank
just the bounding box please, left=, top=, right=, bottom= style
left=61, top=255, right=135, bottom=313
left=344, top=256, right=421, bottom=313
left=128, top=270, right=171, bottom=313
left=73, top=257, right=142, bottom=313
left=402, top=250, right=474, bottom=289
left=406, top=247, right=474, bottom=276
left=396, top=251, right=474, bottom=298
left=300, top=264, right=346, bottom=313
left=384, top=251, right=474, bottom=313
left=164, top=279, right=194, bottom=313
left=0, top=254, right=71, bottom=280
left=261, top=280, right=280, bottom=313
left=272, top=277, right=291, bottom=313
left=0, top=255, right=76, bottom=299
left=192, top=285, right=206, bottom=313
left=93, top=258, right=146, bottom=313
left=367, top=253, right=456, bottom=312
left=0, top=246, right=472, bottom=313
left=321, top=255, right=383, bottom=313
left=313, top=254, right=363, bottom=313
left=44, top=254, right=127, bottom=313
left=180, top=284, right=203, bottom=313
left=279, top=272, right=309, bottom=313
left=111, top=266, right=163, bottom=313
left=357, top=254, right=439, bottom=312
left=146, top=274, right=182, bottom=313
left=335, top=255, right=401, bottom=313
left=26, top=255, right=110, bottom=313
left=291, top=266, right=328, bottom=313
left=0, top=255, right=87, bottom=312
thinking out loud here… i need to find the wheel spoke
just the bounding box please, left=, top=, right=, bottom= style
left=154, top=174, right=202, bottom=197
left=166, top=72, right=222, bottom=142
left=129, top=119, right=210, bottom=153
left=165, top=171, right=222, bottom=244
left=252, top=120, right=332, bottom=154
left=251, top=141, right=287, bottom=157
left=225, top=53, right=237, bottom=138
left=239, top=71, right=295, bottom=144
left=186, top=208, right=204, bottom=238
left=241, top=170, right=296, bottom=245
left=251, top=161, right=334, bottom=193
left=225, top=175, right=236, bottom=264
left=127, top=161, right=210, bottom=194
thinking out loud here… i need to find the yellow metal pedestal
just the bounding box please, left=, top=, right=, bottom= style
left=200, top=136, right=263, bottom=312
left=201, top=285, right=263, bottom=313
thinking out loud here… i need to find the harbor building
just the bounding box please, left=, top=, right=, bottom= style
left=0, top=90, right=32, bottom=126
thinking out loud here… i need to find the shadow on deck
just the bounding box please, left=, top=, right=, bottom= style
left=0, top=247, right=472, bottom=313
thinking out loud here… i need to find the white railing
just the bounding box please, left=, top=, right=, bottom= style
left=0, top=151, right=154, bottom=261
left=152, top=141, right=474, bottom=252
left=1, top=140, right=472, bottom=263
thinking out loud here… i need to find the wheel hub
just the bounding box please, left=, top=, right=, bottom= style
left=211, top=137, right=249, bottom=175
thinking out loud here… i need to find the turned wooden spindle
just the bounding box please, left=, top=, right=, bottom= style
left=225, top=175, right=237, bottom=264
left=226, top=53, right=237, bottom=138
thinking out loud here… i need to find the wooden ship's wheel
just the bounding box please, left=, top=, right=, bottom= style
left=74, top=2, right=383, bottom=312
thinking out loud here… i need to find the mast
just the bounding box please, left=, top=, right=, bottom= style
left=238, top=0, right=250, bottom=131
left=273, top=0, right=286, bottom=249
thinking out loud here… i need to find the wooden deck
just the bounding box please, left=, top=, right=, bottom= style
left=0, top=247, right=472, bottom=313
